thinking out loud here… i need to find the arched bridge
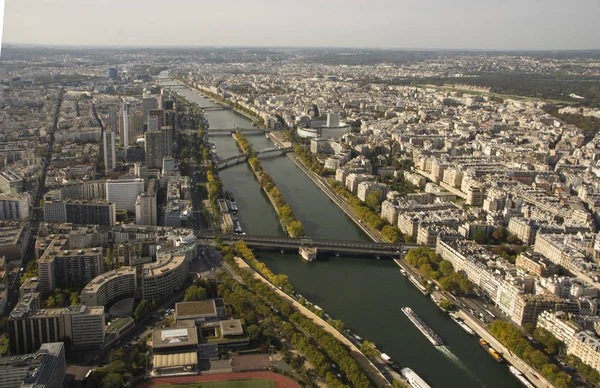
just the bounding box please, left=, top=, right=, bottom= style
left=216, top=147, right=294, bottom=170
left=198, top=233, right=423, bottom=257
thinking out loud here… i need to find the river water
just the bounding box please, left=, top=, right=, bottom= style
left=160, top=73, right=520, bottom=388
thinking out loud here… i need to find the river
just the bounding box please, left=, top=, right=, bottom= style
left=159, top=73, right=521, bottom=388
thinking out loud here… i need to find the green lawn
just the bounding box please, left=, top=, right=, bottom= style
left=159, top=379, right=276, bottom=388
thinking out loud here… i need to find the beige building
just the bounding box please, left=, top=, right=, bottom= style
left=567, top=331, right=600, bottom=373
left=537, top=310, right=581, bottom=345
left=80, top=267, right=137, bottom=307
left=515, top=251, right=559, bottom=277
left=511, top=294, right=570, bottom=327
left=141, top=254, right=188, bottom=301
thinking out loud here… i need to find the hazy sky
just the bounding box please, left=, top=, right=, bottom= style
left=2, top=0, right=600, bottom=50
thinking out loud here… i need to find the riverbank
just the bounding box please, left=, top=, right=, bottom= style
left=457, top=311, right=555, bottom=388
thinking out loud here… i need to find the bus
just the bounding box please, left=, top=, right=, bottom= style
left=485, top=309, right=496, bottom=319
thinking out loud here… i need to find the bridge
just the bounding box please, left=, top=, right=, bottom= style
left=198, top=233, right=423, bottom=257
left=207, top=128, right=269, bottom=136
left=216, top=147, right=294, bottom=170
left=201, top=106, right=232, bottom=111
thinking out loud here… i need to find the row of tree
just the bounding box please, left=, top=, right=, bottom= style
left=405, top=247, right=474, bottom=296
left=221, top=252, right=375, bottom=387
left=294, top=144, right=327, bottom=176
left=230, top=241, right=294, bottom=294
left=328, top=179, right=409, bottom=243
left=235, top=132, right=305, bottom=237
left=489, top=320, right=572, bottom=388
left=44, top=288, right=80, bottom=308
left=219, top=255, right=343, bottom=387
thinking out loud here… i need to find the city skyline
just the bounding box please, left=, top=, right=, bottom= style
left=3, top=0, right=600, bottom=50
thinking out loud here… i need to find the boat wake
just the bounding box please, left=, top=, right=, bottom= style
left=438, top=346, right=486, bottom=387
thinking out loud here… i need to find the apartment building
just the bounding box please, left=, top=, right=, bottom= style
left=106, top=178, right=144, bottom=212
left=38, top=247, right=104, bottom=295
left=0, top=193, right=30, bottom=220
left=140, top=254, right=188, bottom=301
left=80, top=267, right=137, bottom=307
left=0, top=170, right=23, bottom=194
left=9, top=298, right=104, bottom=354
left=537, top=310, right=581, bottom=345
left=567, top=331, right=600, bottom=373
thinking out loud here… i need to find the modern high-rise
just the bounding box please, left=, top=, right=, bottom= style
left=148, top=109, right=164, bottom=131
left=145, top=130, right=167, bottom=169
left=0, top=193, right=30, bottom=220
left=121, top=102, right=132, bottom=146
left=136, top=182, right=157, bottom=226
left=61, top=305, right=105, bottom=349
left=103, top=130, right=116, bottom=172
left=80, top=267, right=137, bottom=307
left=105, top=178, right=145, bottom=212
left=142, top=94, right=158, bottom=125
left=9, top=298, right=104, bottom=354
left=43, top=199, right=116, bottom=226
left=38, top=247, right=104, bottom=294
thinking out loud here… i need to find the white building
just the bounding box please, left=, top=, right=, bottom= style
left=537, top=310, right=581, bottom=346
left=136, top=193, right=157, bottom=226
left=0, top=193, right=30, bottom=220
left=103, top=130, right=116, bottom=172
left=106, top=178, right=145, bottom=212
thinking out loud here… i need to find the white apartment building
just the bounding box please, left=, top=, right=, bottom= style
left=106, top=178, right=144, bottom=212
left=0, top=193, right=30, bottom=220
left=136, top=193, right=158, bottom=226
left=537, top=310, right=581, bottom=346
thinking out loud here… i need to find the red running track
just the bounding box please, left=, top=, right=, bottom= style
left=145, top=371, right=301, bottom=388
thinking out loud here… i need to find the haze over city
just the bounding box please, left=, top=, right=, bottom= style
left=3, top=0, right=600, bottom=50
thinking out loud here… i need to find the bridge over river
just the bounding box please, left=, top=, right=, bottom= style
left=198, top=233, right=423, bottom=257
left=216, top=147, right=294, bottom=170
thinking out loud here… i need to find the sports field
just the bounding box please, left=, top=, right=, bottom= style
left=159, top=379, right=276, bottom=388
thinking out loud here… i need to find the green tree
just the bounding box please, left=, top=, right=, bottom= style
left=360, top=340, right=379, bottom=359
left=184, top=285, right=207, bottom=302
left=492, top=226, right=508, bottom=243
left=102, top=373, right=125, bottom=388
left=46, top=295, right=56, bottom=308
left=365, top=191, right=382, bottom=211
left=439, top=299, right=454, bottom=311
left=134, top=300, right=155, bottom=321
left=472, top=230, right=488, bottom=244
left=69, top=292, right=80, bottom=306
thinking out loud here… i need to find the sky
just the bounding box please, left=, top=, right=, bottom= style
left=2, top=0, right=600, bottom=50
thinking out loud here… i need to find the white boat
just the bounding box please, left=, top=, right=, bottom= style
left=401, top=367, right=431, bottom=388
left=509, top=366, right=536, bottom=388
left=450, top=315, right=476, bottom=336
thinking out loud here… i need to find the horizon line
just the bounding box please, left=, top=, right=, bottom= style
left=2, top=42, right=600, bottom=53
